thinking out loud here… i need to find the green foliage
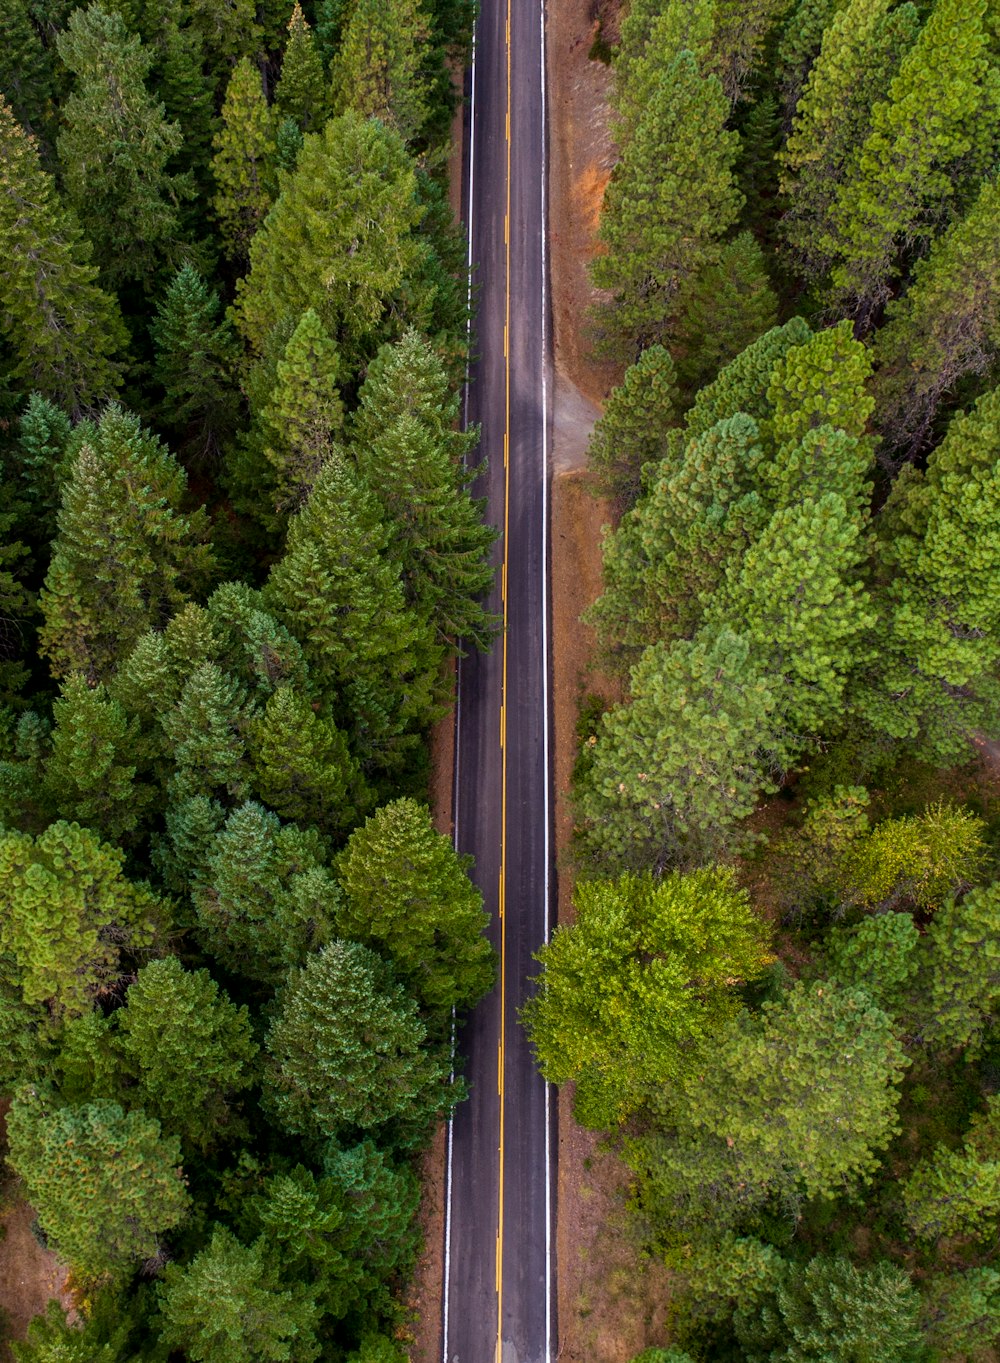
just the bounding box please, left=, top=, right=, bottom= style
left=916, top=882, right=1000, bottom=1053
left=7, top=1089, right=190, bottom=1280
left=826, top=912, right=920, bottom=1013
left=763, top=320, right=874, bottom=449
left=593, top=51, right=742, bottom=355
left=921, top=1268, right=1000, bottom=1358
left=522, top=866, right=773, bottom=1127
left=684, top=317, right=812, bottom=437
left=11, top=1297, right=138, bottom=1363
left=56, top=6, right=189, bottom=291
left=116, top=957, right=257, bottom=1150
left=575, top=630, right=788, bottom=870
left=336, top=797, right=494, bottom=1017
left=264, top=939, right=454, bottom=1145
left=211, top=56, right=277, bottom=261
left=871, top=173, right=1000, bottom=455
left=838, top=802, right=985, bottom=912
left=0, top=820, right=163, bottom=1014
left=39, top=405, right=214, bottom=683
left=0, top=95, right=125, bottom=412
left=331, top=0, right=431, bottom=144
left=192, top=801, right=339, bottom=984
left=628, top=982, right=907, bottom=1241
left=275, top=4, right=329, bottom=134
left=586, top=344, right=678, bottom=502
left=158, top=1228, right=321, bottom=1363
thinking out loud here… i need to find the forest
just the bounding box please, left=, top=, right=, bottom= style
left=0, top=0, right=498, bottom=1358
left=524, top=0, right=1000, bottom=1359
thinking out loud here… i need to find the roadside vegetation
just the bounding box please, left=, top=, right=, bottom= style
left=529, top=0, right=1000, bottom=1358
left=0, top=1, right=496, bottom=1357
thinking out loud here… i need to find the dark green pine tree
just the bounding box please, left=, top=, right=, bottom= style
left=351, top=329, right=497, bottom=650
left=210, top=55, right=277, bottom=262
left=0, top=96, right=125, bottom=414
left=586, top=344, right=679, bottom=503
left=274, top=2, right=329, bottom=133
left=192, top=800, right=339, bottom=984
left=162, top=661, right=250, bottom=804
left=335, top=797, right=495, bottom=1017
left=55, top=5, right=190, bottom=291
left=0, top=0, right=60, bottom=141
left=12, top=393, right=75, bottom=541
left=150, top=263, right=240, bottom=462
left=264, top=455, right=443, bottom=774
left=38, top=405, right=215, bottom=682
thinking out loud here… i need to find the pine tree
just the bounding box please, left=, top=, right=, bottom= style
left=575, top=630, right=788, bottom=871
left=116, top=957, right=257, bottom=1151
left=775, top=0, right=850, bottom=120
left=871, top=174, right=1000, bottom=456
left=330, top=0, right=431, bottom=144
left=613, top=0, right=716, bottom=143
left=232, top=113, right=426, bottom=376
left=259, top=308, right=343, bottom=515
left=7, top=1090, right=190, bottom=1281
left=351, top=329, right=497, bottom=649
left=38, top=405, right=214, bottom=682
left=249, top=685, right=371, bottom=837
left=857, top=387, right=1000, bottom=762
left=763, top=319, right=874, bottom=449
left=13, top=393, right=75, bottom=540
left=44, top=672, right=152, bottom=842
left=265, top=940, right=454, bottom=1144
left=778, top=0, right=921, bottom=279
left=0, top=97, right=125, bottom=413
left=0, top=821, right=163, bottom=1014
left=670, top=232, right=779, bottom=397
left=336, top=798, right=494, bottom=1017
left=0, top=0, right=59, bottom=140
left=684, top=316, right=811, bottom=437
left=593, top=51, right=742, bottom=355
left=211, top=56, right=277, bottom=261
left=275, top=2, right=329, bottom=133
left=903, top=1096, right=1000, bottom=1240
left=915, top=882, right=1000, bottom=1053
left=162, top=662, right=250, bottom=803
left=56, top=5, right=190, bottom=290
left=922, top=1269, right=1000, bottom=1359
left=586, top=345, right=678, bottom=502
left=712, top=0, right=799, bottom=104
left=192, top=801, right=339, bottom=983
left=150, top=263, right=240, bottom=462
left=264, top=455, right=442, bottom=772
left=523, top=867, right=773, bottom=1128
left=819, top=0, right=992, bottom=321
left=205, top=581, right=311, bottom=700
left=158, top=1228, right=321, bottom=1363
left=707, top=492, right=875, bottom=735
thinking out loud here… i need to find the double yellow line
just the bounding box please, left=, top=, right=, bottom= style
left=495, top=0, right=512, bottom=1358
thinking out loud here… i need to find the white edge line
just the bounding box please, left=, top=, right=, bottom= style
left=443, top=16, right=477, bottom=1363
left=539, top=0, right=554, bottom=1357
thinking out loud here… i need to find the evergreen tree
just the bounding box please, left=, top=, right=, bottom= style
left=330, top=0, right=431, bottom=144
left=150, top=263, right=240, bottom=462
left=670, top=232, right=779, bottom=397
left=916, top=882, right=1000, bottom=1053
left=249, top=685, right=371, bottom=837
left=586, top=344, right=678, bottom=503
left=39, top=405, right=214, bottom=682
left=158, top=1228, right=321, bottom=1363
left=826, top=912, right=921, bottom=1014
left=233, top=113, right=427, bottom=375
left=858, top=388, right=1000, bottom=762
left=628, top=982, right=906, bottom=1240
left=264, top=455, right=442, bottom=772
left=763, top=319, right=874, bottom=450
left=259, top=308, right=343, bottom=515
left=13, top=392, right=75, bottom=539
left=211, top=56, right=277, bottom=261
left=778, top=0, right=921, bottom=279
left=264, top=939, right=454, bottom=1144
left=274, top=2, right=328, bottom=133
left=336, top=798, right=494, bottom=1017
left=871, top=174, right=1000, bottom=455
left=162, top=662, right=250, bottom=803
left=56, top=5, right=189, bottom=290
left=116, top=956, right=257, bottom=1151
left=922, top=1269, right=1000, bottom=1359
left=523, top=867, right=773, bottom=1128
left=593, top=51, right=742, bottom=355
left=575, top=630, right=789, bottom=871
left=684, top=316, right=812, bottom=437
left=0, top=96, right=125, bottom=413
left=0, top=0, right=59, bottom=141
left=712, top=0, right=798, bottom=105
left=351, top=329, right=496, bottom=649
left=7, top=1089, right=190, bottom=1280
left=775, top=0, right=850, bottom=120
left=819, top=0, right=992, bottom=321
left=11, top=1296, right=139, bottom=1363
left=45, top=672, right=151, bottom=842
left=205, top=581, right=311, bottom=699
left=192, top=801, right=339, bottom=983
left=613, top=0, right=716, bottom=143
left=0, top=821, right=163, bottom=1014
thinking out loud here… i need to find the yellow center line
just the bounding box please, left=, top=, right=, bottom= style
left=496, top=0, right=512, bottom=1355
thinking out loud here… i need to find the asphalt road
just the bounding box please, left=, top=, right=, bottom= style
left=442, top=0, right=556, bottom=1359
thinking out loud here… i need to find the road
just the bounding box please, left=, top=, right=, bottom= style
left=441, top=0, right=555, bottom=1357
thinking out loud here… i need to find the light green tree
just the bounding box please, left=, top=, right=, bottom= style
left=684, top=316, right=811, bottom=437
left=330, top=0, right=430, bottom=144
left=523, top=866, right=773, bottom=1127
left=211, top=56, right=277, bottom=261
left=274, top=3, right=328, bottom=133
left=7, top=1090, right=190, bottom=1280
left=915, top=882, right=1000, bottom=1053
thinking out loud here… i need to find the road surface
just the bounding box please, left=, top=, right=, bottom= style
left=442, top=0, right=556, bottom=1358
